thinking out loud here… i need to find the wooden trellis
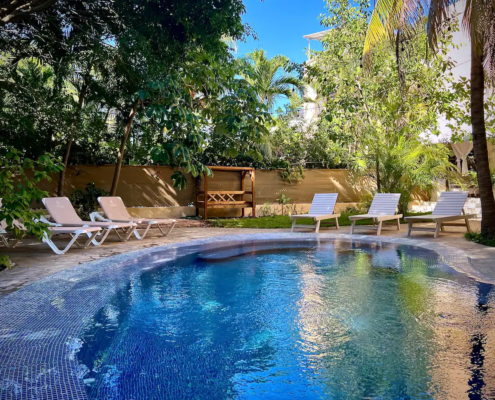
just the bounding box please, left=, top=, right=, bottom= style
left=196, top=166, right=256, bottom=220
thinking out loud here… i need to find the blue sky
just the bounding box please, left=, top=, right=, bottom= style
left=237, top=0, right=328, bottom=63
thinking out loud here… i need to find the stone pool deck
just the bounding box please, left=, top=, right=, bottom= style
left=1, top=221, right=494, bottom=297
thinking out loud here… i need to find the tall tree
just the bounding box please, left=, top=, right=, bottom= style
left=310, top=0, right=463, bottom=214
left=363, top=0, right=495, bottom=237
left=0, top=0, right=57, bottom=25
left=105, top=0, right=254, bottom=194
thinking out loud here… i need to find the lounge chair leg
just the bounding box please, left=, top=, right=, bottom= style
left=377, top=221, right=383, bottom=236
left=291, top=219, right=296, bottom=233
left=114, top=226, right=137, bottom=241
left=90, top=228, right=112, bottom=246
left=158, top=222, right=176, bottom=237
left=0, top=235, right=20, bottom=248
left=434, top=223, right=441, bottom=239
left=407, top=222, right=413, bottom=237
left=315, top=219, right=321, bottom=233
left=350, top=221, right=355, bottom=234
left=335, top=216, right=340, bottom=230
left=396, top=218, right=400, bottom=230
left=134, top=224, right=152, bottom=240
left=74, top=231, right=101, bottom=248
left=465, top=218, right=472, bottom=233
left=123, top=226, right=137, bottom=241
left=441, top=223, right=445, bottom=232
left=43, top=232, right=99, bottom=255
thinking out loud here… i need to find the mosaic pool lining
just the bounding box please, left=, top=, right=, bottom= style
left=0, top=233, right=477, bottom=400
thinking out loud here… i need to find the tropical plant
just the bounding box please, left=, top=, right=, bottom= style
left=0, top=148, right=63, bottom=240
left=70, top=182, right=108, bottom=221
left=277, top=193, right=292, bottom=216
left=0, top=0, right=266, bottom=196
left=362, top=0, right=495, bottom=237
left=239, top=49, right=304, bottom=112
left=309, top=0, right=464, bottom=215
left=0, top=255, right=12, bottom=270
left=353, top=135, right=457, bottom=215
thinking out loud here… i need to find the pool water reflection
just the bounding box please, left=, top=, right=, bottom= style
left=76, top=240, right=495, bottom=399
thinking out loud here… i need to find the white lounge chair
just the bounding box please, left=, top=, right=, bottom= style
left=1, top=198, right=102, bottom=254
left=43, top=197, right=138, bottom=244
left=350, top=193, right=402, bottom=236
left=40, top=225, right=103, bottom=254
left=1, top=224, right=102, bottom=255
left=91, top=197, right=177, bottom=239
left=290, top=193, right=341, bottom=233
left=405, top=191, right=476, bottom=238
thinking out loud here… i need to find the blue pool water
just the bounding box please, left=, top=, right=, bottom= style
left=76, top=240, right=495, bottom=399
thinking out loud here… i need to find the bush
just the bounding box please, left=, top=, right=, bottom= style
left=465, top=232, right=495, bottom=247
left=70, top=182, right=107, bottom=220
left=0, top=148, right=63, bottom=240
left=0, top=255, right=13, bottom=271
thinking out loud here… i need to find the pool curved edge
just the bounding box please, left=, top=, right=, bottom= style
left=0, top=233, right=481, bottom=400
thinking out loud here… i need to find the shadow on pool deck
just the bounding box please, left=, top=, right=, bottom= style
left=1, top=221, right=494, bottom=296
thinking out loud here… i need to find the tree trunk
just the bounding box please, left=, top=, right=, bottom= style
left=57, top=138, right=74, bottom=196
left=57, top=78, right=90, bottom=196
left=376, top=152, right=381, bottom=192
left=471, top=46, right=495, bottom=237
left=110, top=101, right=139, bottom=196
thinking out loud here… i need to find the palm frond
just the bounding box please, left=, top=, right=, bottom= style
left=363, top=0, right=429, bottom=70
left=238, top=48, right=303, bottom=111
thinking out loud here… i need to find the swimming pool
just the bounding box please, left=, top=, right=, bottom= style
left=0, top=234, right=494, bottom=399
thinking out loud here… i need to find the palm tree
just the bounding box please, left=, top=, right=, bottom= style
left=239, top=49, right=303, bottom=112
left=363, top=0, right=495, bottom=237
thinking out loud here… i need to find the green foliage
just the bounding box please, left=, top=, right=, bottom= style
left=259, top=202, right=273, bottom=217
left=0, top=0, right=272, bottom=191
left=277, top=193, right=292, bottom=216
left=70, top=183, right=107, bottom=221
left=209, top=212, right=430, bottom=229
left=277, top=193, right=292, bottom=205
left=148, top=55, right=272, bottom=187
left=0, top=255, right=13, bottom=271
left=0, top=148, right=63, bottom=239
left=465, top=232, right=495, bottom=247
left=238, top=49, right=304, bottom=111
left=267, top=113, right=348, bottom=179
left=467, top=168, right=495, bottom=188
left=307, top=0, right=465, bottom=214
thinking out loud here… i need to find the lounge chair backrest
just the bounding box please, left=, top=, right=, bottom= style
left=432, top=191, right=469, bottom=216
left=98, top=197, right=132, bottom=220
left=368, top=193, right=401, bottom=215
left=308, top=193, right=338, bottom=215
left=43, top=197, right=83, bottom=224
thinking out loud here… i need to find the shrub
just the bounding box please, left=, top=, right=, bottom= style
left=465, top=232, right=495, bottom=247
left=0, top=148, right=63, bottom=240
left=70, top=182, right=107, bottom=220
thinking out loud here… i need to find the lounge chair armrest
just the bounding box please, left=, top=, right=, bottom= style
left=90, top=212, right=110, bottom=222
left=37, top=216, right=62, bottom=227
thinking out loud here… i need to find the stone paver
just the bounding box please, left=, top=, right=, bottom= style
left=1, top=221, right=494, bottom=297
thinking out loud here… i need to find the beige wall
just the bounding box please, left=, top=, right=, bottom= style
left=36, top=166, right=196, bottom=208
left=38, top=166, right=373, bottom=210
